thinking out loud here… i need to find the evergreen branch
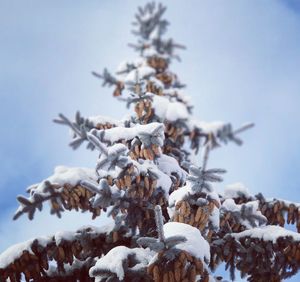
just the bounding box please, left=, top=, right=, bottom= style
left=53, top=112, right=97, bottom=150
left=233, top=122, right=255, bottom=135
left=211, top=228, right=300, bottom=281
left=190, top=122, right=254, bottom=154
left=13, top=180, right=101, bottom=221
left=154, top=205, right=165, bottom=242
left=202, top=144, right=210, bottom=171
left=137, top=205, right=186, bottom=254
left=92, top=68, right=118, bottom=87
left=220, top=200, right=267, bottom=232
left=0, top=226, right=131, bottom=281
left=220, top=192, right=300, bottom=233
left=87, top=131, right=109, bottom=155
left=80, top=179, right=122, bottom=209
left=187, top=165, right=226, bottom=193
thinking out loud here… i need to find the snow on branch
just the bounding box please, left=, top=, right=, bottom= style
left=187, top=165, right=226, bottom=194
left=88, top=135, right=131, bottom=176
left=219, top=183, right=300, bottom=233
left=232, top=225, right=300, bottom=242
left=45, top=257, right=95, bottom=280
left=189, top=120, right=254, bottom=153
left=72, top=147, right=185, bottom=235
left=168, top=164, right=224, bottom=235
left=220, top=199, right=267, bottom=232
left=80, top=179, right=122, bottom=209
left=95, top=122, right=164, bottom=147
left=223, top=182, right=250, bottom=200
left=13, top=166, right=101, bottom=220
left=211, top=226, right=300, bottom=281
left=137, top=205, right=210, bottom=281
left=0, top=224, right=131, bottom=282
left=138, top=206, right=187, bottom=254
left=258, top=196, right=300, bottom=231
left=116, top=61, right=186, bottom=100
left=146, top=222, right=211, bottom=281
left=89, top=246, right=153, bottom=281
left=151, top=94, right=190, bottom=122
left=53, top=111, right=124, bottom=150
left=89, top=122, right=165, bottom=162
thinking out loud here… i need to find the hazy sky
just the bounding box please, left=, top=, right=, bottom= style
left=0, top=1, right=300, bottom=280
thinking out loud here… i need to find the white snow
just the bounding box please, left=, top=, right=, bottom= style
left=189, top=120, right=225, bottom=134
left=27, top=166, right=97, bottom=199
left=0, top=236, right=50, bottom=268
left=116, top=60, right=133, bottom=74
left=124, top=66, right=155, bottom=84
left=221, top=199, right=265, bottom=229
left=264, top=197, right=300, bottom=209
left=46, top=258, right=89, bottom=277
left=208, top=190, right=221, bottom=205
left=222, top=198, right=237, bottom=211
left=168, top=185, right=220, bottom=229
left=0, top=224, right=114, bottom=269
left=143, top=46, right=162, bottom=58
left=151, top=94, right=189, bottom=121
left=54, top=224, right=115, bottom=246
left=96, top=155, right=174, bottom=197
left=38, top=166, right=96, bottom=189
left=168, top=184, right=192, bottom=208
left=89, top=246, right=153, bottom=280
left=168, top=184, right=219, bottom=208
left=155, top=172, right=173, bottom=197
left=133, top=159, right=173, bottom=197
left=116, top=58, right=145, bottom=74
left=87, top=115, right=122, bottom=127
left=222, top=199, right=257, bottom=214
left=100, top=122, right=164, bottom=146
left=54, top=231, right=76, bottom=245
left=47, top=166, right=97, bottom=187
left=97, top=166, right=123, bottom=180
left=148, top=76, right=164, bottom=88
left=224, top=182, right=250, bottom=199
left=149, top=26, right=160, bottom=40
left=209, top=206, right=220, bottom=230
left=0, top=241, right=33, bottom=268
left=232, top=225, right=300, bottom=243
left=163, top=88, right=192, bottom=105
left=163, top=222, right=210, bottom=262
left=95, top=143, right=129, bottom=178
left=156, top=154, right=187, bottom=181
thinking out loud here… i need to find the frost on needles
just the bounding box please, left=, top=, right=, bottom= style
left=1, top=2, right=300, bottom=282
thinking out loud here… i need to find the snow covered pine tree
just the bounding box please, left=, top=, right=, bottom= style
left=1, top=2, right=300, bottom=282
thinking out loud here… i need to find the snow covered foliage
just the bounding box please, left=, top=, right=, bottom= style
left=89, top=246, right=153, bottom=281
left=1, top=2, right=299, bottom=282
left=13, top=166, right=99, bottom=220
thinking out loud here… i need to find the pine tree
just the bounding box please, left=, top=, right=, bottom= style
left=1, top=2, right=300, bottom=282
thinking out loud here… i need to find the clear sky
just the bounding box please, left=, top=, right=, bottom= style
left=0, top=0, right=300, bottom=281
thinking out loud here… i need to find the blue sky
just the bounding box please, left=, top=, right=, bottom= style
left=0, top=0, right=300, bottom=280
